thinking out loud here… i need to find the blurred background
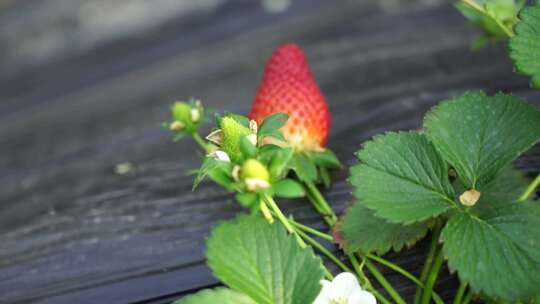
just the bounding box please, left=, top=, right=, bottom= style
left=1, top=0, right=537, bottom=303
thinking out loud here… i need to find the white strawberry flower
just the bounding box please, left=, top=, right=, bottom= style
left=314, top=272, right=376, bottom=304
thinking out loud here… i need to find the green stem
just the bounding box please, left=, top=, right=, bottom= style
left=459, top=0, right=515, bottom=38
left=366, top=254, right=443, bottom=304
left=191, top=132, right=211, bottom=153
left=462, top=289, right=473, bottom=304
left=518, top=173, right=540, bottom=202
left=305, top=182, right=337, bottom=225
left=263, top=194, right=306, bottom=248
left=420, top=248, right=445, bottom=304
left=292, top=222, right=392, bottom=304
left=348, top=254, right=391, bottom=304
left=414, top=224, right=442, bottom=304
left=288, top=218, right=333, bottom=241
left=453, top=281, right=468, bottom=304
left=303, top=182, right=406, bottom=304
left=365, top=260, right=407, bottom=304
left=323, top=268, right=334, bottom=280
left=295, top=228, right=352, bottom=273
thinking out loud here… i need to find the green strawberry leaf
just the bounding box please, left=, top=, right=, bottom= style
left=174, top=288, right=255, bottom=304
left=441, top=201, right=540, bottom=301
left=351, top=131, right=456, bottom=224
left=424, top=91, right=540, bottom=189
left=273, top=179, right=306, bottom=198
left=206, top=215, right=325, bottom=304
left=337, top=202, right=431, bottom=255
left=509, top=2, right=540, bottom=88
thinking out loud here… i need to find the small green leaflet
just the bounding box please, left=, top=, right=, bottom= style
left=307, top=150, right=342, bottom=169
left=258, top=113, right=288, bottom=142
left=424, top=91, right=540, bottom=189
left=351, top=131, right=455, bottom=224
left=174, top=288, right=255, bottom=304
left=193, top=158, right=232, bottom=189
left=509, top=2, right=540, bottom=88
left=269, top=147, right=294, bottom=179
left=206, top=215, right=325, bottom=304
left=337, top=203, right=430, bottom=255
left=273, top=179, right=306, bottom=198
left=292, top=153, right=318, bottom=183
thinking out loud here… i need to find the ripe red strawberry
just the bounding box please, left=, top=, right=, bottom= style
left=249, top=44, right=330, bottom=151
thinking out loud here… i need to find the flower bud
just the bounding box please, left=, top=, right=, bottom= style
left=191, top=108, right=201, bottom=123
left=459, top=189, right=481, bottom=206
left=249, top=120, right=258, bottom=134
left=246, top=133, right=257, bottom=146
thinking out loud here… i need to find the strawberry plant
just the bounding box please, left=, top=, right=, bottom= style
left=163, top=2, right=540, bottom=303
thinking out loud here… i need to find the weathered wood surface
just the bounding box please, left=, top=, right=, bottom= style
left=1, top=0, right=539, bottom=303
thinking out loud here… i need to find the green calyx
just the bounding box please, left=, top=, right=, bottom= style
left=220, top=116, right=252, bottom=162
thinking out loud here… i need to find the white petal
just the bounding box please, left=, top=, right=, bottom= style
left=208, top=150, right=230, bottom=162
left=313, top=280, right=332, bottom=304
left=329, top=272, right=361, bottom=298
left=348, top=290, right=377, bottom=304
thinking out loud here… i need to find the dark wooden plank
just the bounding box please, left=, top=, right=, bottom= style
left=1, top=1, right=539, bottom=303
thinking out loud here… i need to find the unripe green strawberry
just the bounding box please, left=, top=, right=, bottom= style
left=241, top=159, right=271, bottom=192
left=220, top=117, right=251, bottom=162
left=241, top=159, right=270, bottom=181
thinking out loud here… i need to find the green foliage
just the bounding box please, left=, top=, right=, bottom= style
left=273, top=179, right=306, bottom=198
left=269, top=147, right=294, bottom=180
left=443, top=165, right=540, bottom=302
left=509, top=2, right=540, bottom=88
left=424, top=91, right=540, bottom=189
left=292, top=153, right=318, bottom=183
left=456, top=0, right=522, bottom=44
left=344, top=91, right=540, bottom=302
left=351, top=131, right=456, bottom=224
left=174, top=288, right=255, bottom=304
left=206, top=215, right=325, bottom=304
left=307, top=149, right=342, bottom=169
left=442, top=202, right=540, bottom=301
left=258, top=113, right=288, bottom=142
left=235, top=192, right=259, bottom=208
left=338, top=203, right=431, bottom=255
left=194, top=158, right=233, bottom=190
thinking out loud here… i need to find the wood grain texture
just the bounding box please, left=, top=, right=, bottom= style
left=0, top=0, right=539, bottom=303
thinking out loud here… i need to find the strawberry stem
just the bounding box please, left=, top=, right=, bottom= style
left=518, top=173, right=540, bottom=202
left=303, top=181, right=407, bottom=304
left=191, top=132, right=212, bottom=153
